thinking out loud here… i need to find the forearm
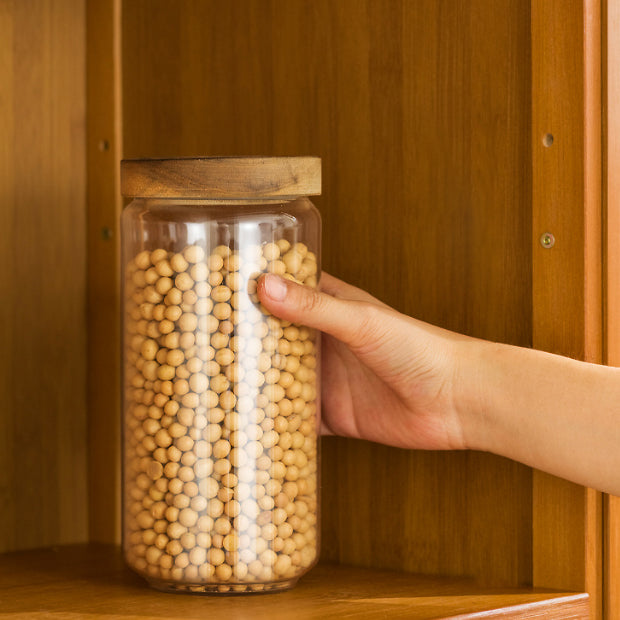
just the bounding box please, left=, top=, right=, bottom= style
left=461, top=339, right=620, bottom=495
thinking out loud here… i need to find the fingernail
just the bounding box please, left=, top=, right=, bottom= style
left=263, top=273, right=288, bottom=301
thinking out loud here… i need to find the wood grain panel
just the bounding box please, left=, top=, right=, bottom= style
left=603, top=0, right=620, bottom=617
left=0, top=0, right=16, bottom=554
left=0, top=545, right=590, bottom=620
left=531, top=0, right=603, bottom=616
left=0, top=0, right=87, bottom=551
left=605, top=497, right=620, bottom=619
left=120, top=0, right=533, bottom=585
left=86, top=0, right=123, bottom=544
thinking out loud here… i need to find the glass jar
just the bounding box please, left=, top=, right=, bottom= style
left=120, top=157, right=321, bottom=594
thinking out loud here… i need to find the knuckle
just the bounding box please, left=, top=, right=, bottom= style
left=298, top=286, right=325, bottom=315
left=349, top=303, right=386, bottom=349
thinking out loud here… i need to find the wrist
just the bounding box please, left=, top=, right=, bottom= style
left=454, top=337, right=555, bottom=464
left=451, top=336, right=510, bottom=453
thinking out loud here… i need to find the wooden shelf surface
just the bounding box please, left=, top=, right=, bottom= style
left=0, top=545, right=587, bottom=619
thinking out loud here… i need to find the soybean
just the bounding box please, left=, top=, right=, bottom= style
left=123, top=239, right=319, bottom=592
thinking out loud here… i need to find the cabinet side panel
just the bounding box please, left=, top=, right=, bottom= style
left=86, top=0, right=123, bottom=544
left=604, top=0, right=620, bottom=618
left=531, top=0, right=603, bottom=615
left=0, top=0, right=88, bottom=551
left=121, top=0, right=533, bottom=585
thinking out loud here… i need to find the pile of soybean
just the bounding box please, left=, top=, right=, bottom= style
left=123, top=239, right=319, bottom=592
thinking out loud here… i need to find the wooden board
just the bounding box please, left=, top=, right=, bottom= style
left=120, top=156, right=321, bottom=198
left=117, top=0, right=534, bottom=586
left=603, top=0, right=620, bottom=617
left=0, top=0, right=88, bottom=552
left=86, top=0, right=123, bottom=545
left=531, top=0, right=603, bottom=616
left=0, top=545, right=590, bottom=619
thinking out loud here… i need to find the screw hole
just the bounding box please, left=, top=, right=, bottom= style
left=98, top=140, right=110, bottom=152
left=542, top=133, right=554, bottom=147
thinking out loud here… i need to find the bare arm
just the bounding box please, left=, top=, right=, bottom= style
left=463, top=340, right=620, bottom=494
left=257, top=272, right=620, bottom=495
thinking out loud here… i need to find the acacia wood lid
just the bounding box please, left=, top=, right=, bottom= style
left=121, top=156, right=321, bottom=199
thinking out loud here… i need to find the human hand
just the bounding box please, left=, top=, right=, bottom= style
left=257, top=272, right=471, bottom=451
left=258, top=270, right=620, bottom=494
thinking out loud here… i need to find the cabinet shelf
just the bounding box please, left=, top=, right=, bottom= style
left=0, top=545, right=587, bottom=619
left=2, top=0, right=617, bottom=616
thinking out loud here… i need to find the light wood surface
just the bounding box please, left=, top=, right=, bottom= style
left=86, top=0, right=123, bottom=545
left=0, top=545, right=589, bottom=619
left=0, top=0, right=88, bottom=552
left=603, top=1, right=620, bottom=617
left=605, top=497, right=620, bottom=619
left=605, top=0, right=620, bottom=366
left=119, top=0, right=533, bottom=586
left=531, top=0, right=603, bottom=617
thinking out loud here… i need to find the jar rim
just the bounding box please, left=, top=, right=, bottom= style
left=121, top=156, right=321, bottom=200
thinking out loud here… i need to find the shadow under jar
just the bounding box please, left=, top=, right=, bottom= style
left=120, top=157, right=321, bottom=594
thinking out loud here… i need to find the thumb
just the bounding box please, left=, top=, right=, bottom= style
left=256, top=273, right=380, bottom=347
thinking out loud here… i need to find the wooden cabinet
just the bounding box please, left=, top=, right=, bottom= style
left=1, top=0, right=619, bottom=617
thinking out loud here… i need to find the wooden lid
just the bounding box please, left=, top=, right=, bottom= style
left=121, top=156, right=321, bottom=199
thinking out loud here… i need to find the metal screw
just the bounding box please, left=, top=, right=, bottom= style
left=101, top=226, right=113, bottom=240
left=540, top=232, right=555, bottom=248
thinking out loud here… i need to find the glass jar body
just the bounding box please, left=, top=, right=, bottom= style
left=121, top=197, right=321, bottom=594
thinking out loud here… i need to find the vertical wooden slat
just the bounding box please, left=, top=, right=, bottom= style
left=86, top=0, right=123, bottom=544
left=603, top=0, right=620, bottom=617
left=531, top=0, right=603, bottom=616
left=0, top=0, right=16, bottom=552
left=605, top=496, right=620, bottom=618
left=0, top=0, right=88, bottom=552
left=584, top=3, right=604, bottom=616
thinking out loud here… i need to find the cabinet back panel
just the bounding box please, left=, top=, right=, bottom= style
left=122, top=0, right=532, bottom=585
left=0, top=0, right=88, bottom=551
